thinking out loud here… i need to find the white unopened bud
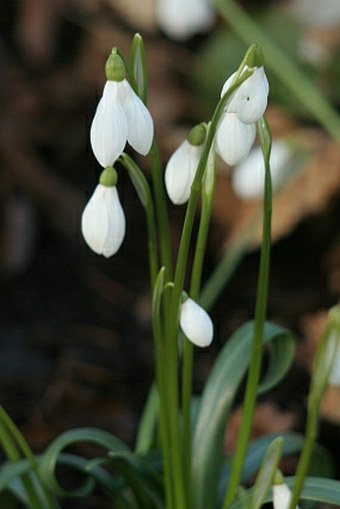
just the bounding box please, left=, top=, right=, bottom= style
left=165, top=140, right=203, bottom=205
left=90, top=79, right=154, bottom=167
left=222, top=67, right=269, bottom=125
left=180, top=298, right=213, bottom=347
left=273, top=483, right=299, bottom=509
left=81, top=184, right=126, bottom=258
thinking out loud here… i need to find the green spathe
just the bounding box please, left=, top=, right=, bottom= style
left=243, top=43, right=264, bottom=69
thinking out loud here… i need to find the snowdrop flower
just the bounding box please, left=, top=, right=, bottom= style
left=216, top=58, right=269, bottom=167
left=180, top=297, right=213, bottom=348
left=81, top=167, right=126, bottom=257
left=90, top=49, right=154, bottom=168
left=273, top=482, right=299, bottom=509
left=231, top=140, right=292, bottom=200
left=222, top=67, right=269, bottom=125
left=165, top=124, right=206, bottom=205
left=216, top=113, right=256, bottom=166
left=156, top=0, right=215, bottom=41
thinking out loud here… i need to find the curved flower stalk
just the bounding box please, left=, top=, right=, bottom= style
left=216, top=63, right=269, bottom=166
left=165, top=124, right=206, bottom=205
left=81, top=167, right=126, bottom=257
left=180, top=297, right=213, bottom=347
left=90, top=49, right=154, bottom=168
left=156, top=0, right=215, bottom=40
left=231, top=139, right=292, bottom=199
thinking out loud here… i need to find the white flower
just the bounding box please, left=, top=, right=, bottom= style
left=156, top=0, right=215, bottom=40
left=165, top=140, right=203, bottom=205
left=81, top=184, right=126, bottom=257
left=216, top=113, right=256, bottom=166
left=289, top=0, right=340, bottom=27
left=90, top=80, right=154, bottom=167
left=221, top=67, right=269, bottom=124
left=231, top=140, right=292, bottom=200
left=273, top=483, right=299, bottom=509
left=180, top=298, right=213, bottom=348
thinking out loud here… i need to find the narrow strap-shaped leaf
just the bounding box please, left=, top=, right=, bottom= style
left=192, top=321, right=295, bottom=509
left=38, top=428, right=129, bottom=498
left=248, top=437, right=283, bottom=509
left=106, top=452, right=164, bottom=509
left=229, top=476, right=340, bottom=508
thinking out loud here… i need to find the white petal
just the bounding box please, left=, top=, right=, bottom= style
left=273, top=484, right=299, bottom=509
left=180, top=298, right=213, bottom=348
left=235, top=68, right=269, bottom=124
left=232, top=140, right=292, bottom=200
left=157, top=0, right=214, bottom=40
left=118, top=80, right=154, bottom=155
left=165, top=140, right=202, bottom=205
left=90, top=81, right=127, bottom=167
left=81, top=185, right=126, bottom=257
left=216, top=113, right=256, bottom=166
left=221, top=67, right=269, bottom=124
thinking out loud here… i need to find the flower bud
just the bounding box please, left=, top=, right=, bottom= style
left=81, top=182, right=126, bottom=258
left=272, top=471, right=299, bottom=509
left=222, top=67, right=269, bottom=125
left=165, top=139, right=203, bottom=205
left=180, top=297, right=213, bottom=347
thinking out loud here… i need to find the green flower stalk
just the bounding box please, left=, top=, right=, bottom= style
left=223, top=116, right=272, bottom=509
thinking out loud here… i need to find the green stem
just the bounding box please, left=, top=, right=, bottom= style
left=149, top=141, right=173, bottom=280
left=151, top=271, right=174, bottom=509
left=222, top=118, right=272, bottom=509
left=120, top=153, right=159, bottom=287
left=214, top=0, right=340, bottom=142
left=165, top=67, right=255, bottom=509
left=288, top=401, right=318, bottom=509
left=181, top=145, right=216, bottom=505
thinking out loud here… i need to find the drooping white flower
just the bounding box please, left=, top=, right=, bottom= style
left=90, top=81, right=128, bottom=168
left=221, top=67, right=269, bottom=125
left=289, top=0, right=340, bottom=27
left=231, top=140, right=292, bottom=200
left=216, top=113, right=256, bottom=166
left=165, top=140, right=202, bottom=204
left=156, top=0, right=215, bottom=40
left=180, top=298, right=213, bottom=348
left=81, top=183, right=126, bottom=258
left=90, top=51, right=154, bottom=168
left=273, top=483, right=299, bottom=509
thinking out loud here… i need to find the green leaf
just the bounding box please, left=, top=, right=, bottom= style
left=191, top=321, right=295, bottom=509
left=106, top=451, right=164, bottom=509
left=248, top=437, right=283, bottom=509
left=38, top=428, right=129, bottom=498
left=230, top=477, right=340, bottom=508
